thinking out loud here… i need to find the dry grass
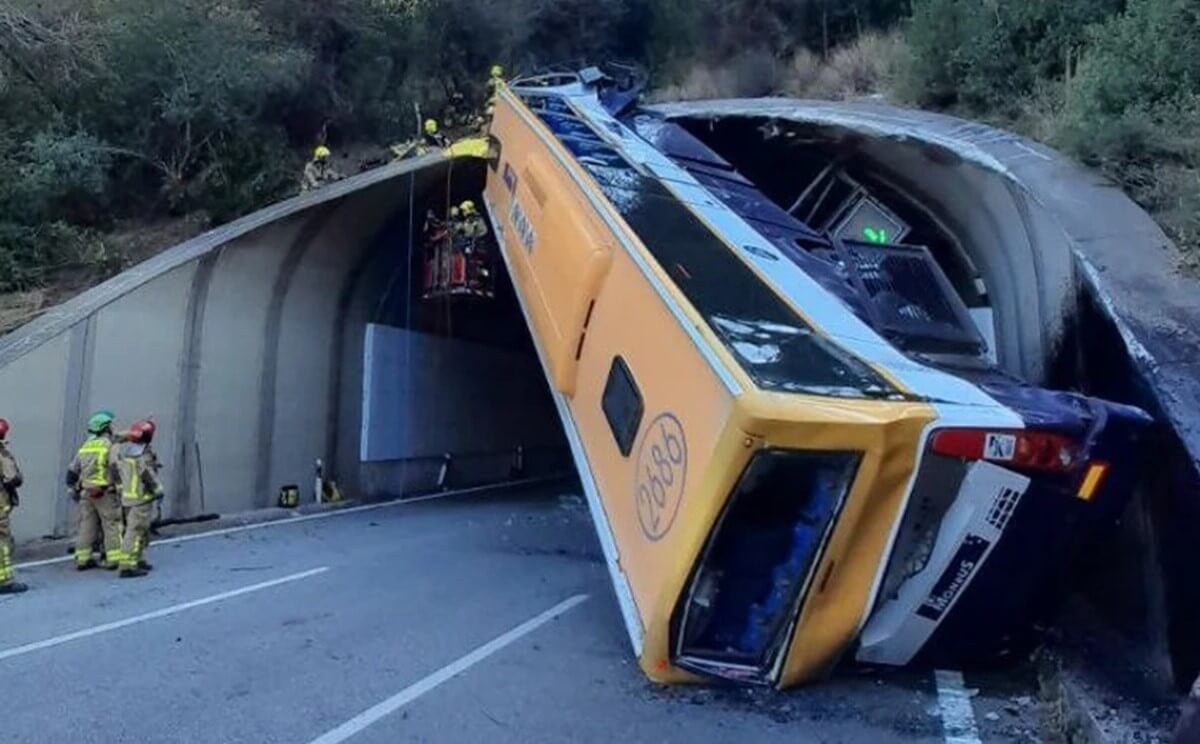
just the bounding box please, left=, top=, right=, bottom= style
left=786, top=31, right=907, bottom=100
left=652, top=48, right=782, bottom=102
left=0, top=290, right=46, bottom=335
left=652, top=31, right=906, bottom=103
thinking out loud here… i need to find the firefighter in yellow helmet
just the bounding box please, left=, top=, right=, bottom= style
left=301, top=145, right=343, bottom=192
left=460, top=200, right=487, bottom=241
left=66, top=411, right=124, bottom=570
left=0, top=418, right=27, bottom=594
left=488, top=64, right=504, bottom=98
left=117, top=420, right=163, bottom=579
left=423, top=119, right=449, bottom=150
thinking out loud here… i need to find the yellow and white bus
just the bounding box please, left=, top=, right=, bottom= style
left=480, top=68, right=1148, bottom=687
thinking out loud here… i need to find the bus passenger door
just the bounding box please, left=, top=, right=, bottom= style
left=500, top=155, right=613, bottom=398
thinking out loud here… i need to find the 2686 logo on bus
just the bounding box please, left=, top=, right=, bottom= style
left=634, top=413, right=688, bottom=541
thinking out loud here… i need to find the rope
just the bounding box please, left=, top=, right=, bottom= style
left=403, top=170, right=416, bottom=488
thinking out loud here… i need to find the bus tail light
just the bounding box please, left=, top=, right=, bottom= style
left=929, top=429, right=1080, bottom=473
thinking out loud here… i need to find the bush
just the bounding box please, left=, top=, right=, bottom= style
left=0, top=221, right=115, bottom=293
left=1049, top=0, right=1200, bottom=262
left=13, top=131, right=112, bottom=223
left=899, top=0, right=1121, bottom=113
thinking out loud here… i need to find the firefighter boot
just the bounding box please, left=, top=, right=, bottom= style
left=0, top=581, right=28, bottom=594
left=118, top=566, right=148, bottom=579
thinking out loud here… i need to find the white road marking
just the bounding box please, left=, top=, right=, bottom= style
left=0, top=567, right=329, bottom=661
left=16, top=476, right=562, bottom=570
left=934, top=669, right=983, bottom=744
left=307, top=593, right=590, bottom=744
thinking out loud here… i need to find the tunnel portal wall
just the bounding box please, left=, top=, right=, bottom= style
left=0, top=156, right=566, bottom=543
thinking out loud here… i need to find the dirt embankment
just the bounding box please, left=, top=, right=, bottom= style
left=0, top=214, right=208, bottom=336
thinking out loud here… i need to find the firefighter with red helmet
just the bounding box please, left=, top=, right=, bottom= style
left=117, top=419, right=163, bottom=579
left=0, top=418, right=27, bottom=594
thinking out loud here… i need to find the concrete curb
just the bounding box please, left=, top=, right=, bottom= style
left=1037, top=646, right=1178, bottom=744
left=1039, top=651, right=1115, bottom=744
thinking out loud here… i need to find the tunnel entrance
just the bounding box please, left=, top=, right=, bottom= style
left=673, top=116, right=1000, bottom=366
left=347, top=160, right=572, bottom=499
left=671, top=111, right=1200, bottom=691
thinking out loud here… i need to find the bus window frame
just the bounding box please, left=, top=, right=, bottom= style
left=601, top=355, right=644, bottom=457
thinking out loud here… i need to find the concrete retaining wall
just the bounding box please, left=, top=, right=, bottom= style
left=0, top=155, right=566, bottom=542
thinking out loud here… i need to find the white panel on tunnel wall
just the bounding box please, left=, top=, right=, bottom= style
left=361, top=324, right=559, bottom=463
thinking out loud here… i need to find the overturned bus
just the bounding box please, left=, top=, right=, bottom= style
left=479, top=66, right=1151, bottom=687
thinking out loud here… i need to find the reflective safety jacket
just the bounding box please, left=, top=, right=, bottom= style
left=0, top=442, right=21, bottom=490
left=120, top=443, right=163, bottom=506
left=68, top=435, right=120, bottom=492
left=301, top=161, right=343, bottom=192
left=462, top=214, right=488, bottom=240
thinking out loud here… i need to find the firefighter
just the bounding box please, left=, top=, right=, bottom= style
left=391, top=120, right=450, bottom=162
left=0, top=418, right=27, bottom=594
left=117, top=420, right=163, bottom=579
left=301, top=146, right=342, bottom=192
left=483, top=65, right=503, bottom=131
left=66, top=411, right=123, bottom=570
left=423, top=119, right=449, bottom=150
left=460, top=200, right=487, bottom=241
left=487, top=64, right=504, bottom=101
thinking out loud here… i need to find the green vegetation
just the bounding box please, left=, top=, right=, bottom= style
left=901, top=0, right=1200, bottom=267
left=1, top=0, right=1197, bottom=297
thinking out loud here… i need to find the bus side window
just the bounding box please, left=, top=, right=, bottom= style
left=602, top=356, right=643, bottom=456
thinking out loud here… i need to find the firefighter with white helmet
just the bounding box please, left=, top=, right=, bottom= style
left=117, top=419, right=164, bottom=579
left=66, top=411, right=124, bottom=570
left=0, top=418, right=27, bottom=594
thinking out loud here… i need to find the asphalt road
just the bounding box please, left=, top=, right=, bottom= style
left=0, top=485, right=1046, bottom=743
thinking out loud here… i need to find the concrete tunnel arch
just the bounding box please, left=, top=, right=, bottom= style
left=0, top=154, right=569, bottom=543
left=654, top=99, right=1200, bottom=689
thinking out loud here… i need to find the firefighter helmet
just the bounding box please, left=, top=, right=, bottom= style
left=449, top=206, right=461, bottom=219
left=87, top=411, right=114, bottom=435
left=460, top=200, right=476, bottom=215
left=128, top=419, right=156, bottom=444
left=313, top=145, right=331, bottom=161
left=424, top=119, right=439, bottom=136
left=0, top=418, right=8, bottom=440
left=490, top=64, right=503, bottom=79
